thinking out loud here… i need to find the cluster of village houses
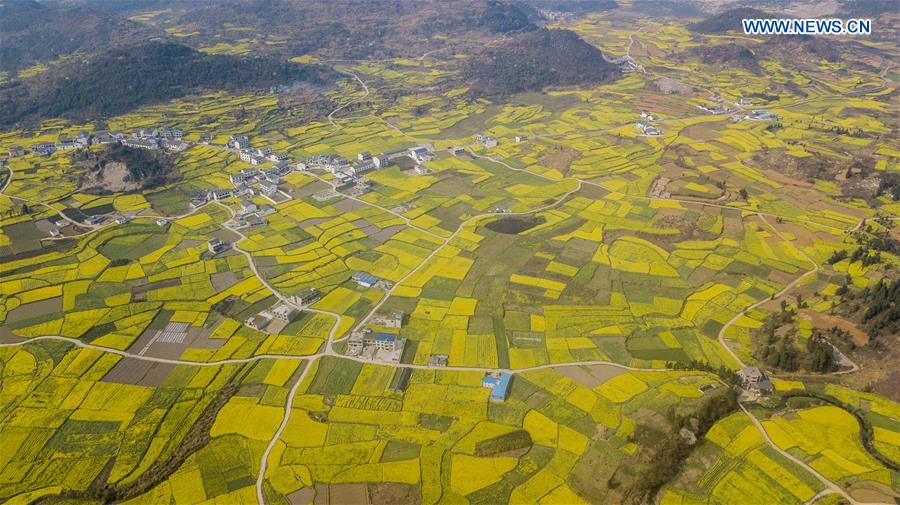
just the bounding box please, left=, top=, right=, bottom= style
left=242, top=287, right=322, bottom=335
left=635, top=104, right=776, bottom=137
left=12, top=128, right=191, bottom=158
left=696, top=96, right=780, bottom=122
left=636, top=111, right=662, bottom=136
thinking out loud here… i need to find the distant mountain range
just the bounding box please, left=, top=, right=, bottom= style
left=0, top=0, right=624, bottom=125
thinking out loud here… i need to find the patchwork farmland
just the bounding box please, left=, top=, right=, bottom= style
left=0, top=2, right=898, bottom=504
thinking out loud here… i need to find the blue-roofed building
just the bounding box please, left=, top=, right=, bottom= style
left=408, top=146, right=432, bottom=163
left=482, top=372, right=512, bottom=401
left=747, top=109, right=779, bottom=121
left=374, top=332, right=397, bottom=350
left=352, top=271, right=379, bottom=288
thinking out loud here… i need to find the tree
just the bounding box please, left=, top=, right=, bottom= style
left=739, top=188, right=749, bottom=200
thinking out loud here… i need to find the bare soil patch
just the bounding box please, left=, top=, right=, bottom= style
left=288, top=487, right=315, bottom=504
left=537, top=145, right=580, bottom=175
left=799, top=309, right=869, bottom=346
left=6, top=296, right=62, bottom=324
left=556, top=364, right=626, bottom=388
left=79, top=161, right=141, bottom=192
left=328, top=483, right=368, bottom=505
left=368, top=483, right=421, bottom=505
left=102, top=357, right=176, bottom=387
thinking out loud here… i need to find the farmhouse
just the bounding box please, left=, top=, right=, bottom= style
left=476, top=133, right=498, bottom=148
left=372, top=154, right=390, bottom=168
left=238, top=214, right=265, bottom=228
left=32, top=143, right=57, bottom=156
left=92, top=132, right=122, bottom=145
left=55, top=135, right=79, bottom=150
left=259, top=180, right=278, bottom=196
left=409, top=146, right=432, bottom=163
left=306, top=154, right=333, bottom=168
left=159, top=127, right=184, bottom=139
left=230, top=169, right=259, bottom=186
left=637, top=122, right=662, bottom=136
left=229, top=134, right=250, bottom=149
left=271, top=304, right=295, bottom=321
left=746, top=109, right=779, bottom=121
left=347, top=330, right=367, bottom=354
left=351, top=162, right=376, bottom=176
left=122, top=137, right=160, bottom=150
left=738, top=366, right=773, bottom=392
left=238, top=199, right=258, bottom=215
left=162, top=139, right=189, bottom=152
left=289, top=288, right=320, bottom=306
left=347, top=329, right=407, bottom=364
left=333, top=172, right=355, bottom=187
left=133, top=128, right=158, bottom=139
left=207, top=238, right=230, bottom=255
left=374, top=333, right=400, bottom=351
left=325, top=156, right=351, bottom=174
left=209, top=188, right=233, bottom=201
left=482, top=372, right=512, bottom=401
left=244, top=314, right=271, bottom=331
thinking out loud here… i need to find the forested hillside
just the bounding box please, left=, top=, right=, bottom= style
left=463, top=28, right=619, bottom=97
left=0, top=42, right=335, bottom=126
